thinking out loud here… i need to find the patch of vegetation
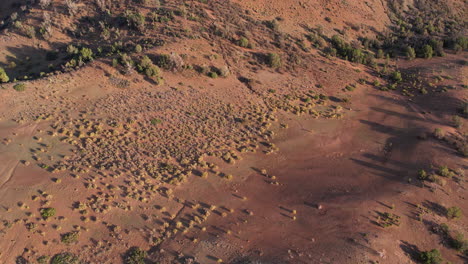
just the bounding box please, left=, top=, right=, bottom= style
left=40, top=207, right=56, bottom=220
left=447, top=206, right=462, bottom=220
left=13, top=83, right=26, bottom=92
left=238, top=37, right=249, bottom=48
left=267, top=53, right=281, bottom=68
left=0, top=67, right=10, bottom=83
left=37, top=255, right=50, bottom=264
left=61, top=231, right=79, bottom=244
left=125, top=247, right=147, bottom=264
left=419, top=249, right=443, bottom=264
left=51, top=252, right=80, bottom=264
left=377, top=212, right=401, bottom=228
left=137, top=56, right=161, bottom=82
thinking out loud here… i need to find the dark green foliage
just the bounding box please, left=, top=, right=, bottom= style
left=419, top=249, right=443, bottom=264
left=330, top=35, right=367, bottom=64
left=40, top=207, right=56, bottom=220
left=421, top=44, right=433, bottom=59
left=51, top=252, right=80, bottom=264
left=125, top=247, right=147, bottom=264
left=0, top=67, right=9, bottom=83
left=13, top=83, right=26, bottom=92
left=267, top=53, right=281, bottom=68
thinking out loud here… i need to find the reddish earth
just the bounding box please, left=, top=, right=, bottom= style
left=0, top=1, right=466, bottom=264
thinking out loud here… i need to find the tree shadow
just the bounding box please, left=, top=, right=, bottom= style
left=399, top=241, right=421, bottom=262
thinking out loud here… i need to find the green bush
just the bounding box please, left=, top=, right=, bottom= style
left=125, top=247, right=147, bottom=264
left=51, top=252, right=79, bottom=264
left=447, top=206, right=462, bottom=220
left=419, top=249, right=443, bottom=264
left=406, top=46, right=416, bottom=60
left=439, top=165, right=450, bottom=177
left=40, top=207, right=56, bottom=220
left=13, top=83, right=26, bottom=92
left=238, top=37, right=249, bottom=48
left=391, top=71, right=403, bottom=82
left=124, top=11, right=146, bottom=31
left=208, top=71, right=218, bottom=78
left=450, top=232, right=468, bottom=252
left=61, top=231, right=79, bottom=244
left=267, top=53, right=281, bottom=68
left=421, top=44, right=433, bottom=59
left=137, top=56, right=160, bottom=78
left=0, top=67, right=9, bottom=83
left=418, top=169, right=428, bottom=180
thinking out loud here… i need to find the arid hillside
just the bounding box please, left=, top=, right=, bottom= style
left=0, top=0, right=467, bottom=264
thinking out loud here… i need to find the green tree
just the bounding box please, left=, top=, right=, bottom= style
left=419, top=249, right=443, bottom=264
left=406, top=46, right=416, bottom=60
left=421, top=45, right=433, bottom=59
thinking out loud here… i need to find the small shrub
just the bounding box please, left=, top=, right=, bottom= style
left=447, top=206, right=462, bottom=220
left=37, top=255, right=50, bottom=264
left=13, top=83, right=26, bottom=92
left=452, top=115, right=462, bottom=128
left=433, top=128, right=444, bottom=139
left=418, top=169, right=428, bottom=180
left=238, top=37, right=249, bottom=48
left=0, top=67, right=9, bottom=83
left=134, top=45, right=143, bottom=53
left=208, top=71, right=218, bottom=78
left=439, top=166, right=450, bottom=177
left=267, top=53, right=281, bottom=68
left=419, top=249, right=443, bottom=264
left=376, top=49, right=384, bottom=59
left=40, top=207, right=56, bottom=220
left=391, top=71, right=403, bottom=82
left=61, top=231, right=79, bottom=244
left=150, top=118, right=162, bottom=125
left=125, top=247, right=147, bottom=264
left=51, top=252, right=79, bottom=264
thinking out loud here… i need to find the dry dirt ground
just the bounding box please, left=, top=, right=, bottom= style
left=0, top=1, right=467, bottom=264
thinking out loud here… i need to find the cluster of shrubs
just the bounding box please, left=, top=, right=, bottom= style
left=327, top=35, right=374, bottom=65
left=64, top=45, right=94, bottom=69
